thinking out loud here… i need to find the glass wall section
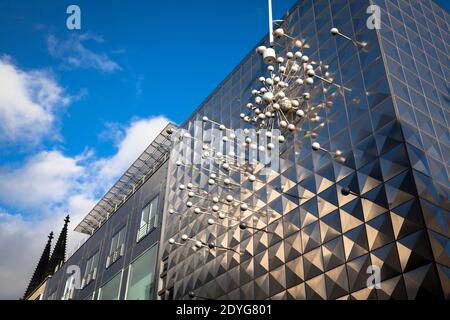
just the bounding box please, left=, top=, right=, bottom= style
left=98, top=272, right=122, bottom=300
left=159, top=0, right=448, bottom=300
left=126, top=245, right=158, bottom=300
left=374, top=0, right=450, bottom=298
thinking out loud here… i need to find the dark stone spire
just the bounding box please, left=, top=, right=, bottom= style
left=48, top=215, right=70, bottom=274
left=23, top=232, right=53, bottom=299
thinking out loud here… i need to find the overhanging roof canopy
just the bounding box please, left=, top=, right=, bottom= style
left=75, top=123, right=177, bottom=235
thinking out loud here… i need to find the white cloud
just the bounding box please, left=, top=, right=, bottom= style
left=0, top=115, right=171, bottom=299
left=97, top=116, right=170, bottom=181
left=0, top=151, right=85, bottom=209
left=47, top=33, right=121, bottom=73
left=0, top=58, right=71, bottom=145
left=0, top=211, right=69, bottom=300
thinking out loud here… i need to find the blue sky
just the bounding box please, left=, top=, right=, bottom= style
left=0, top=0, right=448, bottom=299
left=0, top=0, right=299, bottom=161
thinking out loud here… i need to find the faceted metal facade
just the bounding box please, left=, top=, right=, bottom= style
left=374, top=0, right=450, bottom=299
left=158, top=0, right=449, bottom=300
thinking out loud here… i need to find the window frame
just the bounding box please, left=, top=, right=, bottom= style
left=62, top=273, right=77, bottom=300
left=109, top=227, right=126, bottom=256
left=124, top=244, right=158, bottom=300
left=106, top=227, right=126, bottom=268
left=83, top=251, right=99, bottom=286
left=97, top=270, right=123, bottom=300
left=137, top=196, right=159, bottom=242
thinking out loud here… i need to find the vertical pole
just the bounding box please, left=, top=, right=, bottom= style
left=268, top=0, right=274, bottom=46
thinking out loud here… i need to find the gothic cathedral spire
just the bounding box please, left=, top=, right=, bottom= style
left=23, top=232, right=53, bottom=299
left=48, top=215, right=70, bottom=274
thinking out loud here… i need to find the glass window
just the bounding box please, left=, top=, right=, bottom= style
left=137, top=197, right=159, bottom=241
left=98, top=272, right=122, bottom=300
left=107, top=227, right=126, bottom=267
left=83, top=252, right=99, bottom=287
left=62, top=274, right=76, bottom=300
left=125, top=245, right=158, bottom=300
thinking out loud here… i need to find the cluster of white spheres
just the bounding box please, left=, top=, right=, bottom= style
left=169, top=30, right=339, bottom=251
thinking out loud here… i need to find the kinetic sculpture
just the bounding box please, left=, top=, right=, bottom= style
left=164, top=0, right=369, bottom=299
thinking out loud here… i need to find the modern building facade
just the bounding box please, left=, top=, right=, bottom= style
left=29, top=128, right=174, bottom=300
left=25, top=0, right=449, bottom=300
